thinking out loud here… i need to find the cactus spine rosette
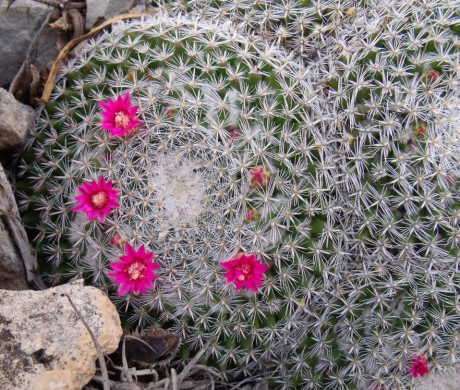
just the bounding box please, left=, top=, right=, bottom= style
left=15, top=1, right=460, bottom=389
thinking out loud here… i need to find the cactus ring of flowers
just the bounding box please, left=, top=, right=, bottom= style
left=16, top=8, right=460, bottom=390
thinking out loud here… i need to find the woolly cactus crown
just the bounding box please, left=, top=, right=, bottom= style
left=16, top=1, right=460, bottom=389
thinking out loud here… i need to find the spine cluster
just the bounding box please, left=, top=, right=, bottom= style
left=15, top=1, right=460, bottom=389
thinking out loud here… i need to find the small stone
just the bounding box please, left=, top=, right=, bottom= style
left=0, top=88, right=34, bottom=149
left=0, top=281, right=123, bottom=390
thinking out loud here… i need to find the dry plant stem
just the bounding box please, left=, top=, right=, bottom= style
left=68, top=8, right=85, bottom=39
left=113, top=365, right=159, bottom=379
left=145, top=373, right=218, bottom=390
left=182, top=381, right=214, bottom=390
left=38, top=12, right=147, bottom=104
left=229, top=377, right=257, bottom=390
left=189, top=365, right=223, bottom=379
left=175, top=339, right=212, bottom=387
left=122, top=336, right=134, bottom=383
left=65, top=293, right=110, bottom=390
left=171, top=369, right=178, bottom=390
left=180, top=379, right=215, bottom=390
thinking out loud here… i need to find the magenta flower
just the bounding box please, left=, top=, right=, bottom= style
left=110, top=233, right=127, bottom=247
left=221, top=254, right=269, bottom=292
left=98, top=92, right=142, bottom=137
left=249, top=166, right=271, bottom=188
left=72, top=177, right=120, bottom=223
left=409, top=355, right=429, bottom=378
left=229, top=127, right=240, bottom=141
left=108, top=243, right=160, bottom=296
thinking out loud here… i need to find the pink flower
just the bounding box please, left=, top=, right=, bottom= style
left=229, top=127, right=239, bottom=141
left=249, top=166, right=271, bottom=188
left=72, top=177, right=120, bottom=223
left=244, top=208, right=260, bottom=223
left=98, top=92, right=142, bottom=137
left=108, top=243, right=160, bottom=296
left=410, top=355, right=429, bottom=378
left=414, top=122, right=428, bottom=137
left=111, top=233, right=127, bottom=247
left=426, top=70, right=439, bottom=82
left=221, top=254, right=269, bottom=292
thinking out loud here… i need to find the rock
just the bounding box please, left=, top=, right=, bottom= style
left=0, top=0, right=59, bottom=88
left=0, top=160, right=30, bottom=290
left=0, top=217, right=28, bottom=291
left=106, top=0, right=139, bottom=18
left=86, top=0, right=138, bottom=30
left=0, top=88, right=34, bottom=149
left=0, top=281, right=122, bottom=390
left=85, top=0, right=110, bottom=30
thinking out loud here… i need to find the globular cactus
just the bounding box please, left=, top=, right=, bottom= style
left=15, top=1, right=460, bottom=389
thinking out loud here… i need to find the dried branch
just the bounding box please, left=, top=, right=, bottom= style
left=121, top=335, right=134, bottom=383
left=175, top=339, right=212, bottom=388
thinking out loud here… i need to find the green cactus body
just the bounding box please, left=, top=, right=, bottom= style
left=15, top=1, right=460, bottom=389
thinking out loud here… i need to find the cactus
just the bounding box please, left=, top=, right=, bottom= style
left=15, top=1, right=460, bottom=389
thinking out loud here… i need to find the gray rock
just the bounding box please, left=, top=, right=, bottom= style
left=0, top=280, right=123, bottom=390
left=86, top=0, right=138, bottom=30
left=85, top=0, right=110, bottom=30
left=0, top=217, right=28, bottom=291
left=0, top=161, right=44, bottom=291
left=0, top=0, right=59, bottom=88
left=106, top=0, right=138, bottom=18
left=0, top=88, right=34, bottom=149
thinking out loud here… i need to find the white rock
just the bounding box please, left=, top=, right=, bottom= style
left=0, top=281, right=122, bottom=390
left=0, top=88, right=34, bottom=149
